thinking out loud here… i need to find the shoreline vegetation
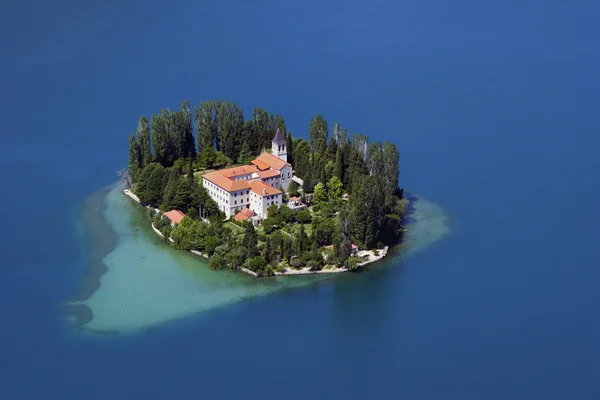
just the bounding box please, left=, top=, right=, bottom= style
left=124, top=100, right=408, bottom=277
left=125, top=188, right=390, bottom=276
left=67, top=183, right=448, bottom=333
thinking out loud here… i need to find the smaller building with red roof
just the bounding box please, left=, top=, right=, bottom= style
left=163, top=210, right=186, bottom=225
left=234, top=207, right=254, bottom=222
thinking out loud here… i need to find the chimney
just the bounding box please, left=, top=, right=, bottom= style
left=263, top=189, right=267, bottom=195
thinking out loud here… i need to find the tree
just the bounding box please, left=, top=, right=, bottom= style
left=327, top=176, right=343, bottom=200
left=292, top=139, right=310, bottom=179
left=275, top=115, right=287, bottom=137
left=137, top=116, right=153, bottom=168
left=294, top=224, right=308, bottom=255
left=349, top=175, right=384, bottom=248
left=334, top=205, right=352, bottom=265
left=179, top=100, right=196, bottom=160
left=194, top=101, right=216, bottom=153
left=296, top=209, right=312, bottom=224
left=382, top=142, right=400, bottom=199
left=213, top=151, right=232, bottom=168
left=327, top=123, right=340, bottom=157
left=313, top=182, right=327, bottom=205
left=334, top=147, right=344, bottom=182
left=225, top=246, right=246, bottom=269
left=197, top=146, right=216, bottom=169
left=137, top=163, right=166, bottom=206
left=286, top=132, right=294, bottom=165
left=245, top=256, right=267, bottom=273
left=262, top=217, right=279, bottom=234
left=151, top=111, right=170, bottom=166
left=267, top=204, right=278, bottom=217
left=311, top=216, right=334, bottom=246
left=287, top=180, right=300, bottom=197
left=309, top=115, right=328, bottom=157
left=216, top=101, right=244, bottom=160
left=128, top=133, right=142, bottom=182
left=265, top=235, right=274, bottom=263
left=161, top=168, right=181, bottom=209
left=243, top=223, right=258, bottom=258
left=209, top=254, right=227, bottom=270
left=278, top=205, right=295, bottom=223
left=117, top=168, right=132, bottom=189
left=252, top=108, right=269, bottom=154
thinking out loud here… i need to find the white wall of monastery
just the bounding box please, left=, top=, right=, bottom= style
left=279, top=165, right=293, bottom=191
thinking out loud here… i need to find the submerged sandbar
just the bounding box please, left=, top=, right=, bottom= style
left=66, top=185, right=450, bottom=333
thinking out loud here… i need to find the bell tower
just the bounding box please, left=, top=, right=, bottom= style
left=271, top=129, right=287, bottom=162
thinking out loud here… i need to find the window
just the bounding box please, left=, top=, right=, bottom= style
left=235, top=201, right=237, bottom=205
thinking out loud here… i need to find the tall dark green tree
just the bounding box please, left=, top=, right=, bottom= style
left=194, top=101, right=216, bottom=153
left=275, top=115, right=286, bottom=137
left=252, top=108, right=269, bottom=154
left=243, top=223, right=259, bottom=258
left=349, top=175, right=384, bottom=248
left=292, top=139, right=310, bottom=179
left=137, top=163, right=166, bottom=206
left=382, top=142, right=400, bottom=199
left=151, top=111, right=169, bottom=166
left=161, top=168, right=181, bottom=209
left=286, top=132, right=294, bottom=165
left=128, top=133, right=142, bottom=182
left=334, top=147, right=344, bottom=182
left=137, top=116, right=152, bottom=168
left=216, top=101, right=244, bottom=160
left=179, top=100, right=196, bottom=159
left=333, top=205, right=352, bottom=265
left=309, top=115, right=328, bottom=156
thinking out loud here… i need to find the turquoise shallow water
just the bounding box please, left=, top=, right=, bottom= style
left=2, top=0, right=600, bottom=398
left=71, top=184, right=449, bottom=333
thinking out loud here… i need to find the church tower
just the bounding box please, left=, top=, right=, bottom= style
left=271, top=129, right=287, bottom=162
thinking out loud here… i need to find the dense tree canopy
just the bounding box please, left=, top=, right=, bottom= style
left=127, top=99, right=406, bottom=274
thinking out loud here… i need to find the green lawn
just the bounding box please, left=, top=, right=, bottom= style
left=224, top=221, right=244, bottom=234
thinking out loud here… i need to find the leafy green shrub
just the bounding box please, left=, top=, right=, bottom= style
left=209, top=254, right=227, bottom=270
left=296, top=209, right=312, bottom=224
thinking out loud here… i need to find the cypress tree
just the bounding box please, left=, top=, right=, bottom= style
left=137, top=116, right=152, bottom=168
left=286, top=132, right=294, bottom=165
left=151, top=112, right=168, bottom=166
left=243, top=223, right=258, bottom=258
left=180, top=100, right=196, bottom=160
left=334, top=147, right=344, bottom=181
left=162, top=169, right=181, bottom=209
left=194, top=101, right=215, bottom=154
left=128, top=133, right=142, bottom=182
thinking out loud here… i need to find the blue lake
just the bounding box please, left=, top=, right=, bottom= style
left=1, top=0, right=600, bottom=398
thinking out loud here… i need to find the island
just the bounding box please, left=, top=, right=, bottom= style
left=123, top=100, right=407, bottom=277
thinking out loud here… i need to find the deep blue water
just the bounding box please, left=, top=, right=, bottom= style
left=2, top=0, right=600, bottom=398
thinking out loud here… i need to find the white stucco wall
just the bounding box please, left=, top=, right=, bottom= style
left=279, top=165, right=293, bottom=191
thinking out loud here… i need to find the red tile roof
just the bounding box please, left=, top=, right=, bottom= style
left=217, top=165, right=258, bottom=178
left=289, top=196, right=301, bottom=202
left=163, top=210, right=186, bottom=225
left=203, top=171, right=250, bottom=192
left=249, top=180, right=281, bottom=197
left=253, top=152, right=290, bottom=171
left=234, top=208, right=254, bottom=222
left=251, top=159, right=271, bottom=171
left=257, top=169, right=280, bottom=179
